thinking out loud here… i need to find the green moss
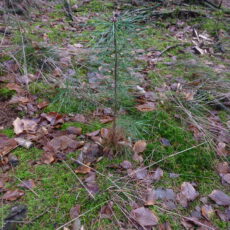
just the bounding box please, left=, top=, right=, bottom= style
left=0, top=128, right=15, bottom=138
left=78, top=0, right=114, bottom=13
left=0, top=87, right=15, bottom=101
left=29, top=82, right=56, bottom=99
left=62, top=121, right=105, bottom=134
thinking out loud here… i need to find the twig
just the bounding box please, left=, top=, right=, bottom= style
left=14, top=176, right=40, bottom=198
left=62, top=160, right=95, bottom=199
left=25, top=208, right=49, bottom=225
left=158, top=44, right=183, bottom=57
left=115, top=142, right=206, bottom=182
left=56, top=201, right=107, bottom=230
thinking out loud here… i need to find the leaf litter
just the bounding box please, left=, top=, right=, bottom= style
left=1, top=1, right=230, bottom=229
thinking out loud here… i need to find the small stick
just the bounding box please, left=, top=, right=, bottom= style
left=14, top=176, right=40, bottom=198
left=158, top=44, right=183, bottom=57
left=62, top=160, right=95, bottom=199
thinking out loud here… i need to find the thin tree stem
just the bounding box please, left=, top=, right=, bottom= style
left=112, top=15, right=118, bottom=144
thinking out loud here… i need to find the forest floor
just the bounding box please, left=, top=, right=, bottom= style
left=0, top=1, right=230, bottom=229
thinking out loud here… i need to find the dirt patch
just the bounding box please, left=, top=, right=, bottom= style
left=0, top=102, right=18, bottom=129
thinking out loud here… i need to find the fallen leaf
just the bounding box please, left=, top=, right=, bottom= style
left=177, top=182, right=199, bottom=207
left=72, top=114, right=86, bottom=123
left=158, top=222, right=172, bottom=230
left=120, top=160, right=132, bottom=169
left=75, top=164, right=91, bottom=174
left=2, top=189, right=24, bottom=201
left=155, top=188, right=176, bottom=201
left=13, top=118, right=24, bottom=135
left=152, top=168, right=164, bottom=181
left=6, top=83, right=24, bottom=94
left=130, top=207, right=158, bottom=227
left=209, top=190, right=230, bottom=206
left=70, top=205, right=81, bottom=219
left=136, top=102, right=156, bottom=112
left=144, top=188, right=156, bottom=206
left=37, top=101, right=49, bottom=109
left=216, top=208, right=230, bottom=222
left=222, top=174, right=230, bottom=185
left=133, top=140, right=147, bottom=154
left=201, top=205, right=214, bottom=220
left=70, top=205, right=81, bottom=230
left=18, top=179, right=36, bottom=189
left=40, top=152, right=55, bottom=164
left=9, top=96, right=30, bottom=104
left=41, top=112, right=64, bottom=126
left=160, top=138, right=171, bottom=146
left=0, top=135, right=18, bottom=157
left=100, top=202, right=113, bottom=219
left=132, top=152, right=143, bottom=163
left=13, top=118, right=37, bottom=135
left=67, top=127, right=82, bottom=135
left=135, top=168, right=148, bottom=180
left=100, top=128, right=112, bottom=139
left=216, top=142, right=228, bottom=156
left=86, top=130, right=100, bottom=137
left=85, top=172, right=99, bottom=197
left=14, top=138, right=33, bottom=149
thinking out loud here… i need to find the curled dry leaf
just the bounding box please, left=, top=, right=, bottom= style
left=136, top=102, right=156, bottom=112
left=133, top=140, right=147, bottom=154
left=2, top=189, right=25, bottom=201
left=209, top=190, right=230, bottom=206
left=130, top=207, right=158, bottom=227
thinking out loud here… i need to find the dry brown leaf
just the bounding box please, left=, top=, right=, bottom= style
left=13, top=118, right=37, bottom=135
left=201, top=205, right=214, bottom=220
left=209, top=190, right=230, bottom=206
left=145, top=188, right=157, bottom=206
left=37, top=101, right=49, bottom=109
left=133, top=140, right=147, bottom=154
left=130, top=207, right=158, bottom=227
left=70, top=205, right=81, bottom=219
left=136, top=102, right=156, bottom=112
left=75, top=164, right=91, bottom=174
left=67, top=127, right=82, bottom=135
left=2, top=189, right=24, bottom=201
left=40, top=152, right=55, bottom=164
left=120, top=160, right=132, bottom=169
left=0, top=134, right=18, bottom=157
